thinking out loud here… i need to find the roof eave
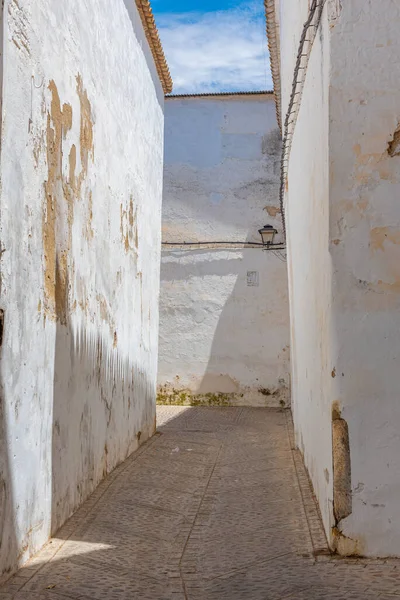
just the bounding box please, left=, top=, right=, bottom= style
left=264, top=0, right=281, bottom=131
left=135, top=0, right=173, bottom=95
left=166, top=90, right=274, bottom=99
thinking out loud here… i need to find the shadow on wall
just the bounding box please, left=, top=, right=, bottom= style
left=0, top=0, right=161, bottom=579
left=197, top=250, right=289, bottom=407
left=159, top=170, right=290, bottom=407
left=158, top=121, right=289, bottom=407
left=51, top=276, right=156, bottom=536
left=159, top=245, right=289, bottom=408
left=0, top=348, right=18, bottom=579
left=0, top=2, right=18, bottom=580
left=0, top=265, right=155, bottom=582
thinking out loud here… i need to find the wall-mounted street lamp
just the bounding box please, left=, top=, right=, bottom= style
left=162, top=224, right=285, bottom=257
left=258, top=224, right=278, bottom=246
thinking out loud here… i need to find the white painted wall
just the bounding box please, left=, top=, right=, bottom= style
left=0, top=0, right=164, bottom=577
left=158, top=95, right=290, bottom=407
left=280, top=0, right=400, bottom=556
left=279, top=0, right=333, bottom=540
left=329, top=0, right=400, bottom=557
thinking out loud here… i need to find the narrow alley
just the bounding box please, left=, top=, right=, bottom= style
left=2, top=407, right=399, bottom=600
left=2, top=0, right=400, bottom=595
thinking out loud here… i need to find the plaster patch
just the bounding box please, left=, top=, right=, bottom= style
left=374, top=279, right=400, bottom=294
left=370, top=226, right=400, bottom=252
left=69, top=144, right=76, bottom=187
left=85, top=191, right=94, bottom=240
left=43, top=81, right=73, bottom=319
left=352, top=144, right=386, bottom=186
left=55, top=250, right=70, bottom=325
left=76, top=74, right=94, bottom=172
left=33, top=128, right=46, bottom=169
left=43, top=77, right=94, bottom=322
left=96, top=294, right=115, bottom=339
left=387, top=124, right=400, bottom=157
left=120, top=197, right=138, bottom=254
left=332, top=408, right=352, bottom=523
left=264, top=205, right=281, bottom=217
left=331, top=527, right=361, bottom=556
left=328, top=0, right=342, bottom=28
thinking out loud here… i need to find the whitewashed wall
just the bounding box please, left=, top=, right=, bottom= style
left=158, top=94, right=290, bottom=407
left=279, top=0, right=333, bottom=543
left=329, top=0, right=400, bottom=557
left=0, top=0, right=164, bottom=578
left=280, top=0, right=400, bottom=556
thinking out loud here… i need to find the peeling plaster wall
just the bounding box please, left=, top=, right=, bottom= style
left=280, top=0, right=400, bottom=556
left=329, top=0, right=400, bottom=557
left=158, top=95, right=290, bottom=407
left=0, top=0, right=163, bottom=577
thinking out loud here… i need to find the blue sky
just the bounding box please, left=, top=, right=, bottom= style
left=153, top=0, right=272, bottom=94
left=153, top=0, right=243, bottom=13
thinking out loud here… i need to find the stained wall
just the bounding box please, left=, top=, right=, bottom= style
left=0, top=0, right=164, bottom=576
left=329, top=0, right=400, bottom=556
left=279, top=0, right=400, bottom=555
left=158, top=94, right=290, bottom=406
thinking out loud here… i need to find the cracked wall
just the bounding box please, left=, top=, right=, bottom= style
left=0, top=0, right=164, bottom=579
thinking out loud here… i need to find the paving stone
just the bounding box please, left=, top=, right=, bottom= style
left=2, top=407, right=400, bottom=599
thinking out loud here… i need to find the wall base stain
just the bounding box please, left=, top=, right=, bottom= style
left=157, top=383, right=289, bottom=407
left=331, top=527, right=362, bottom=557
left=157, top=388, right=232, bottom=407
left=332, top=404, right=352, bottom=523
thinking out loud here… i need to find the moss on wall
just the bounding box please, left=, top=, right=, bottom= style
left=156, top=384, right=289, bottom=407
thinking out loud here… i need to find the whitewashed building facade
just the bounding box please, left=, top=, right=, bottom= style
left=0, top=0, right=171, bottom=578
left=158, top=92, right=290, bottom=407
left=267, top=0, right=400, bottom=556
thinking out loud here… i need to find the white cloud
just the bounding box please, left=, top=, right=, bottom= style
left=157, top=4, right=272, bottom=94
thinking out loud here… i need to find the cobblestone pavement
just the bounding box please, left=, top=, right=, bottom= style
left=2, top=407, right=400, bottom=599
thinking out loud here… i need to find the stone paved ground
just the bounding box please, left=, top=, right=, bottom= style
left=2, top=407, right=400, bottom=599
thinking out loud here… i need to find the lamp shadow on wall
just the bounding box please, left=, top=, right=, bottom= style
left=159, top=233, right=289, bottom=406
left=196, top=247, right=289, bottom=404
left=159, top=119, right=289, bottom=405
